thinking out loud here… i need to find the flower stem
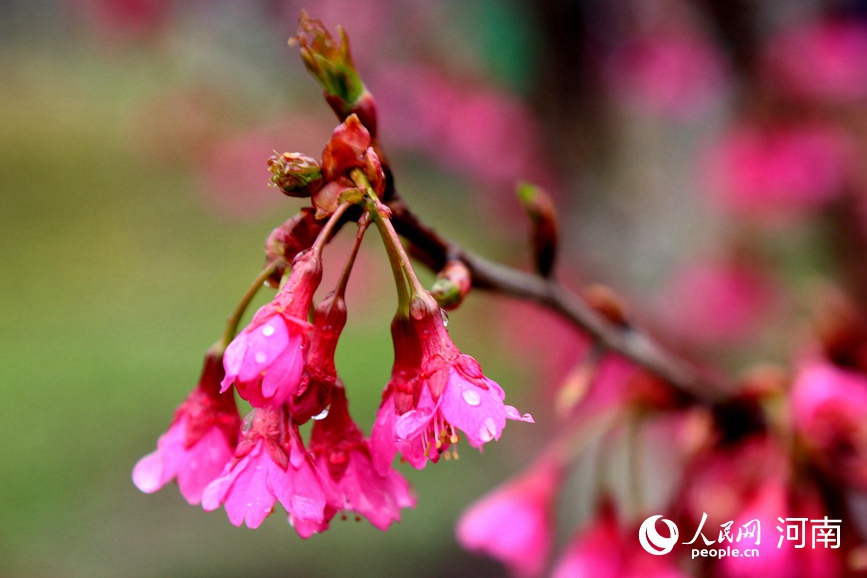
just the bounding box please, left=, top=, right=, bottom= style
left=334, top=212, right=370, bottom=298
left=220, top=259, right=283, bottom=350
left=311, top=201, right=352, bottom=256
left=350, top=168, right=427, bottom=300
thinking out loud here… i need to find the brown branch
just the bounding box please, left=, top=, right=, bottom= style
left=388, top=197, right=730, bottom=404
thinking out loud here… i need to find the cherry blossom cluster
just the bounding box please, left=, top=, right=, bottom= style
left=132, top=13, right=531, bottom=537
left=131, top=7, right=867, bottom=577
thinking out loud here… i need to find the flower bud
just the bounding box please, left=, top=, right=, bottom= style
left=264, top=209, right=323, bottom=287
left=322, top=114, right=370, bottom=181
left=517, top=182, right=559, bottom=278
left=267, top=152, right=323, bottom=197
left=293, top=14, right=364, bottom=110
left=582, top=284, right=629, bottom=327
left=430, top=260, right=472, bottom=310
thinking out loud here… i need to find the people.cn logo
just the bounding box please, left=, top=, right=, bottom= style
left=639, top=515, right=679, bottom=555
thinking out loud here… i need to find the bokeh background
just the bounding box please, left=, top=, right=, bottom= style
left=2, top=0, right=867, bottom=576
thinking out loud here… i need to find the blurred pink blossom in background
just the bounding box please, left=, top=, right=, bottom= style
left=457, top=458, right=564, bottom=577
left=553, top=506, right=688, bottom=578
left=656, top=261, right=780, bottom=347
left=374, top=64, right=556, bottom=208
left=604, top=34, right=728, bottom=120
left=792, top=361, right=867, bottom=489
left=703, top=122, right=853, bottom=220
left=762, top=19, right=867, bottom=104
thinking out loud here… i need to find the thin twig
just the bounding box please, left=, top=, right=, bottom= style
left=387, top=197, right=729, bottom=403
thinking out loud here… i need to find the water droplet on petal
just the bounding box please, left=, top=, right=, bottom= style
left=505, top=406, right=520, bottom=419
left=312, top=407, right=330, bottom=421
left=262, top=324, right=275, bottom=337
left=440, top=308, right=449, bottom=327
left=462, top=389, right=481, bottom=406
left=321, top=325, right=334, bottom=339
left=479, top=417, right=497, bottom=443
left=254, top=351, right=267, bottom=364
left=242, top=410, right=257, bottom=432
left=246, top=502, right=252, bottom=508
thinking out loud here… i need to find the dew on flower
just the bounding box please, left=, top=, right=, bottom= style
left=479, top=418, right=497, bottom=443
left=262, top=324, right=275, bottom=337
left=311, top=407, right=330, bottom=420
left=462, top=389, right=481, bottom=406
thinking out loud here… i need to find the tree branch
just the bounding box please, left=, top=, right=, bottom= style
left=388, top=197, right=730, bottom=403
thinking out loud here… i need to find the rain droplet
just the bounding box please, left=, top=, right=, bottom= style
left=242, top=410, right=257, bottom=432
left=505, top=406, right=520, bottom=419
left=409, top=296, right=427, bottom=320
left=262, top=324, right=275, bottom=337
left=462, top=389, right=481, bottom=406
left=440, top=309, right=449, bottom=327
left=479, top=417, right=497, bottom=443
left=254, top=351, right=267, bottom=364
left=321, top=325, right=334, bottom=339
left=312, top=407, right=330, bottom=421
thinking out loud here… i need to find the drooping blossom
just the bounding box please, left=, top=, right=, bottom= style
left=307, top=383, right=415, bottom=532
left=133, top=349, right=241, bottom=504
left=289, top=289, right=346, bottom=424
left=221, top=251, right=321, bottom=409
left=201, top=406, right=329, bottom=533
left=551, top=505, right=688, bottom=578
left=370, top=293, right=533, bottom=473
left=791, top=361, right=867, bottom=488
left=457, top=458, right=563, bottom=578
left=703, top=122, right=853, bottom=219
left=762, top=19, right=867, bottom=104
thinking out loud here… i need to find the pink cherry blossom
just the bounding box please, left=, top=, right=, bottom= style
left=370, top=297, right=533, bottom=472
left=133, top=350, right=240, bottom=505
left=457, top=458, right=563, bottom=578
left=656, top=260, right=780, bottom=347
left=605, top=34, right=727, bottom=120
left=791, top=361, right=867, bottom=488
left=717, top=481, right=840, bottom=578
left=552, top=506, right=688, bottom=578
left=309, top=384, right=415, bottom=532
left=221, top=252, right=321, bottom=409
left=762, top=19, right=867, bottom=104
left=201, top=407, right=329, bottom=533
left=703, top=122, right=853, bottom=219
left=682, top=435, right=789, bottom=527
